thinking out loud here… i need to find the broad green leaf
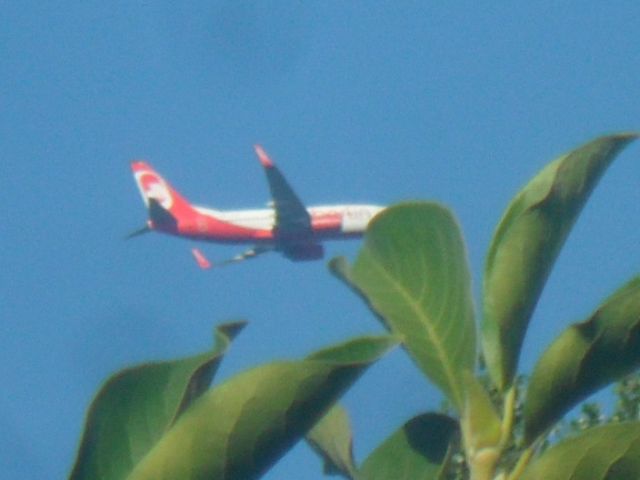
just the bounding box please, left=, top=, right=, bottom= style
left=482, top=133, right=638, bottom=391
left=359, top=413, right=459, bottom=480
left=306, top=404, right=357, bottom=479
left=69, top=321, right=246, bottom=480
left=127, top=335, right=398, bottom=480
left=524, top=277, right=640, bottom=443
left=521, top=422, right=640, bottom=480
left=332, top=202, right=476, bottom=410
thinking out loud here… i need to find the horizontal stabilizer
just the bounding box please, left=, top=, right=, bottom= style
left=191, top=248, right=212, bottom=269
left=125, top=225, right=151, bottom=240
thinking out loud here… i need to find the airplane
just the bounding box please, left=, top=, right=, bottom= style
left=129, top=145, right=385, bottom=269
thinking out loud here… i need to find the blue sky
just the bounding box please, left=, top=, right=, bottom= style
left=2, top=2, right=639, bottom=479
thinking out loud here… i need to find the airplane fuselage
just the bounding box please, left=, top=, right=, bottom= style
left=161, top=204, right=385, bottom=244
left=131, top=146, right=385, bottom=267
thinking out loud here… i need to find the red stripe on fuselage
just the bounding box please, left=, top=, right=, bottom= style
left=156, top=208, right=363, bottom=245
left=311, top=212, right=343, bottom=232
left=171, top=211, right=275, bottom=244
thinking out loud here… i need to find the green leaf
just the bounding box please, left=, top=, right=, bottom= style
left=482, top=133, right=638, bottom=391
left=69, top=320, right=246, bottom=480
left=127, top=335, right=398, bottom=480
left=524, top=278, right=640, bottom=443
left=332, top=202, right=476, bottom=410
left=306, top=404, right=357, bottom=479
left=521, top=422, right=640, bottom=480
left=359, top=413, right=459, bottom=480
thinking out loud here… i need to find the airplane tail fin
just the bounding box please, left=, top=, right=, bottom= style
left=130, top=161, right=198, bottom=230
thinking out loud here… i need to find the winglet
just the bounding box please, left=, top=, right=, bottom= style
left=254, top=145, right=274, bottom=168
left=191, top=248, right=212, bottom=270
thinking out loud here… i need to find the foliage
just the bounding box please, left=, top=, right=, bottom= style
left=70, top=329, right=398, bottom=480
left=331, top=202, right=476, bottom=410
left=70, top=133, right=640, bottom=479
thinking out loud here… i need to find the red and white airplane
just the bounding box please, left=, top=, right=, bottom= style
left=129, top=146, right=384, bottom=269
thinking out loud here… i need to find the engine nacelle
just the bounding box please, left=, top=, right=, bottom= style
left=283, top=244, right=325, bottom=261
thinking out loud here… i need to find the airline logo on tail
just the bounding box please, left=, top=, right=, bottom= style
left=132, top=162, right=174, bottom=210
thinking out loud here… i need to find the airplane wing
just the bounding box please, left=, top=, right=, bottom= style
left=254, top=145, right=313, bottom=239
left=191, top=245, right=273, bottom=269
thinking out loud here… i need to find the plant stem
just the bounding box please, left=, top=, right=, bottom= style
left=500, top=385, right=516, bottom=448
left=469, top=449, right=501, bottom=480
left=505, top=445, right=535, bottom=480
